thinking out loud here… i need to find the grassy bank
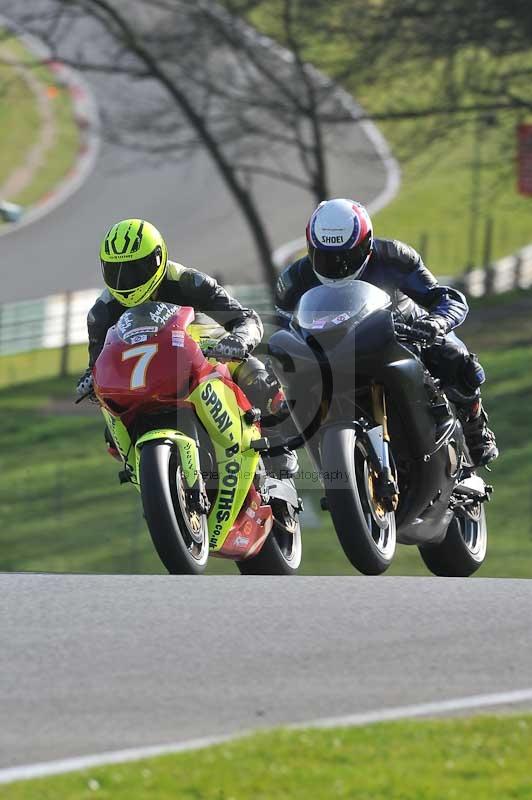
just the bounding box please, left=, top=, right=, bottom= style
left=0, top=291, right=531, bottom=577
left=244, top=6, right=532, bottom=276
left=2, top=714, right=531, bottom=799
left=0, top=344, right=87, bottom=389
left=0, top=34, right=79, bottom=210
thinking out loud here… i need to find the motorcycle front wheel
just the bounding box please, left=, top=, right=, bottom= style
left=140, top=440, right=209, bottom=575
left=320, top=427, right=396, bottom=575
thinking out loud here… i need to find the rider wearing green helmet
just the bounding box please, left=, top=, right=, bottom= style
left=99, top=219, right=169, bottom=308
left=76, top=218, right=297, bottom=476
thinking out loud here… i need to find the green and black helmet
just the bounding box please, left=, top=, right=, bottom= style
left=100, top=219, right=168, bottom=307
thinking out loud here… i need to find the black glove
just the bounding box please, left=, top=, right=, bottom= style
left=76, top=367, right=97, bottom=402
left=205, top=334, right=249, bottom=363
left=411, top=317, right=446, bottom=345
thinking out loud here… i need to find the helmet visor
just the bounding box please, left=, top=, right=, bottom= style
left=101, top=246, right=163, bottom=292
left=311, top=236, right=372, bottom=281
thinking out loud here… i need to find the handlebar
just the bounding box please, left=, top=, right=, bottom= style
left=75, top=391, right=92, bottom=405
left=201, top=340, right=249, bottom=363
left=203, top=349, right=249, bottom=363
left=75, top=390, right=101, bottom=405
left=394, top=322, right=445, bottom=348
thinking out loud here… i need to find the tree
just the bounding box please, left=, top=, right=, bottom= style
left=5, top=0, right=378, bottom=289
left=6, top=0, right=528, bottom=287
left=358, top=0, right=532, bottom=115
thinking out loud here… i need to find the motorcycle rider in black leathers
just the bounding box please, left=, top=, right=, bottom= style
left=76, top=218, right=297, bottom=476
left=274, top=199, right=498, bottom=468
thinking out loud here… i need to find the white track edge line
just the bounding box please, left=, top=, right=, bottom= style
left=293, top=687, right=532, bottom=730
left=0, top=734, right=236, bottom=785
left=1, top=687, right=532, bottom=785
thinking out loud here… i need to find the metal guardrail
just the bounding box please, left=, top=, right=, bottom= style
left=0, top=285, right=274, bottom=359
left=0, top=288, right=99, bottom=356
left=456, top=244, right=532, bottom=298
left=0, top=243, right=531, bottom=359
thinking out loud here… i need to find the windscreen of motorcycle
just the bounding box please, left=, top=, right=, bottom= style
left=116, top=301, right=182, bottom=343
left=293, top=281, right=392, bottom=333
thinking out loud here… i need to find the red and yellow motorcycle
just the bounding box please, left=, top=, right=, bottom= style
left=91, top=301, right=302, bottom=575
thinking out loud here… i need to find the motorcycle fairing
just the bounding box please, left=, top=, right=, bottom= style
left=215, top=484, right=273, bottom=560
left=101, top=407, right=136, bottom=480
left=269, top=287, right=461, bottom=546
left=95, top=302, right=273, bottom=557
left=134, top=429, right=200, bottom=490
left=188, top=376, right=262, bottom=551
left=101, top=407, right=201, bottom=492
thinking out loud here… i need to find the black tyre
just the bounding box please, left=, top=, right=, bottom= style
left=419, top=505, right=487, bottom=577
left=237, top=497, right=302, bottom=575
left=140, top=440, right=209, bottom=575
left=320, top=427, right=396, bottom=575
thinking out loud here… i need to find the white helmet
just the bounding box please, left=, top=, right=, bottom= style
left=306, top=198, right=373, bottom=286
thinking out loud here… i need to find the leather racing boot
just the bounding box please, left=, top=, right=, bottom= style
left=235, top=359, right=299, bottom=479
left=262, top=434, right=299, bottom=479
left=462, top=398, right=499, bottom=467
left=261, top=390, right=299, bottom=478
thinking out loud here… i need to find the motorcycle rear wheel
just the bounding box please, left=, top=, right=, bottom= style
left=237, top=497, right=302, bottom=575
left=419, top=505, right=487, bottom=577
left=320, top=427, right=396, bottom=575
left=140, top=440, right=209, bottom=575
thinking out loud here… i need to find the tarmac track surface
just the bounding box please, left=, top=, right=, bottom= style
left=1, top=573, right=531, bottom=768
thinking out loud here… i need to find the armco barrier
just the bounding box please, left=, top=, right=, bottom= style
left=0, top=289, right=100, bottom=356
left=0, top=285, right=274, bottom=358
left=456, top=244, right=532, bottom=298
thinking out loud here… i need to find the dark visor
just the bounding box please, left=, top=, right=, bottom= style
left=101, top=246, right=162, bottom=292
left=312, top=235, right=372, bottom=281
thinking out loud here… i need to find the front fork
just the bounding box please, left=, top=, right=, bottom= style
left=101, top=407, right=206, bottom=509
left=365, top=383, right=399, bottom=512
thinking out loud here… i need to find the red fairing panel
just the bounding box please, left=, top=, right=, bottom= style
left=93, top=305, right=218, bottom=418
left=214, top=485, right=273, bottom=560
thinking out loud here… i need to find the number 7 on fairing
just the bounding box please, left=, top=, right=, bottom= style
left=122, top=344, right=158, bottom=390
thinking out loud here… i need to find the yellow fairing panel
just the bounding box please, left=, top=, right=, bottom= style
left=189, top=376, right=260, bottom=550
left=101, top=407, right=136, bottom=480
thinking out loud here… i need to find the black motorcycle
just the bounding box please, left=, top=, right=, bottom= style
left=268, top=280, right=492, bottom=576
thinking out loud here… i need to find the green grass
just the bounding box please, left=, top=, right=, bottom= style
left=2, top=714, right=532, bottom=799
left=0, top=372, right=159, bottom=575
left=371, top=112, right=532, bottom=276
left=0, top=44, right=39, bottom=191
left=0, top=34, right=79, bottom=209
left=0, top=291, right=531, bottom=577
left=0, top=344, right=87, bottom=389
left=244, top=5, right=532, bottom=276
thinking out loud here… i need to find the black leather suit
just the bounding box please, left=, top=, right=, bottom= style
left=275, top=239, right=486, bottom=402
